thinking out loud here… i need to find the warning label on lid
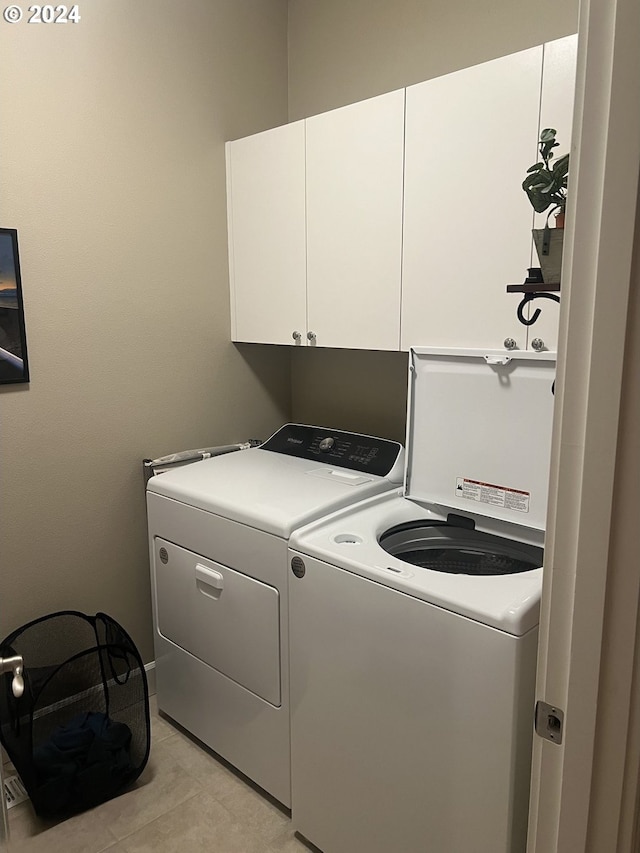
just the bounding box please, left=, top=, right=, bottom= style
left=455, top=477, right=530, bottom=513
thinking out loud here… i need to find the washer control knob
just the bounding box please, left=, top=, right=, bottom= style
left=531, top=337, right=546, bottom=352
left=319, top=437, right=335, bottom=452
left=503, top=337, right=518, bottom=350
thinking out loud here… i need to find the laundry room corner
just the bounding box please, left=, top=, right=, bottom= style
left=0, top=0, right=292, bottom=665
left=286, top=0, right=579, bottom=453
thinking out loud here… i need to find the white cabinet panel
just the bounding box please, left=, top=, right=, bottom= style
left=305, top=90, right=405, bottom=350
left=536, top=34, right=578, bottom=230
left=226, top=121, right=306, bottom=345
left=401, top=47, right=543, bottom=351
left=528, top=34, right=578, bottom=351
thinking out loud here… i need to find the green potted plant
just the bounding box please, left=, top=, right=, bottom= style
left=522, top=128, right=569, bottom=284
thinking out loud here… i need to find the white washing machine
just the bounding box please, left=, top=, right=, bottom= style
left=146, top=424, right=404, bottom=807
left=288, top=348, right=556, bottom=853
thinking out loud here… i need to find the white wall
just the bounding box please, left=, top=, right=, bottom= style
left=0, top=0, right=290, bottom=661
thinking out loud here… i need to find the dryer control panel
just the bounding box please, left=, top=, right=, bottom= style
left=260, top=424, right=403, bottom=478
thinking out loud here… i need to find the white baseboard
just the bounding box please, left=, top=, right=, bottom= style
left=2, top=661, right=157, bottom=770
left=145, top=661, right=156, bottom=696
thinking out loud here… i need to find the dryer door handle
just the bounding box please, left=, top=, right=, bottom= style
left=195, top=564, right=224, bottom=592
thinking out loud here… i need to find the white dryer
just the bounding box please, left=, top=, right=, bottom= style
left=146, top=424, right=403, bottom=807
left=288, top=349, right=556, bottom=853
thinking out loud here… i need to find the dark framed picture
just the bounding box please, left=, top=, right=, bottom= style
left=0, top=228, right=29, bottom=385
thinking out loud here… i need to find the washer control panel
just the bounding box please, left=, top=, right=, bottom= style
left=260, top=423, right=402, bottom=477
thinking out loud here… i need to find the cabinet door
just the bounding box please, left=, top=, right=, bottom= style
left=401, top=47, right=543, bottom=351
left=305, top=90, right=405, bottom=350
left=226, top=121, right=306, bottom=345
left=527, top=34, right=578, bottom=351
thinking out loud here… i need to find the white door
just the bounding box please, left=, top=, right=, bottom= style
left=305, top=90, right=405, bottom=350
left=226, top=121, right=307, bottom=345
left=525, top=35, right=578, bottom=352
left=401, top=47, right=542, bottom=352
left=528, top=0, right=640, bottom=848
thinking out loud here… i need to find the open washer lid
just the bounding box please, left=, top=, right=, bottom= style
left=405, top=347, right=556, bottom=531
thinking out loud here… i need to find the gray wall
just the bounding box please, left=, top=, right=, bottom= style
left=0, top=0, right=290, bottom=661
left=288, top=0, right=579, bottom=442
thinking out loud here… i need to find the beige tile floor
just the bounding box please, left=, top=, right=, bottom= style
left=3, top=696, right=315, bottom=853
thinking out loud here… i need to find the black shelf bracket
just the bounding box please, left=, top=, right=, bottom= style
left=507, top=268, right=561, bottom=327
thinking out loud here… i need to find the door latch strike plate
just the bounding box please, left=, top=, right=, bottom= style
left=535, top=700, right=564, bottom=744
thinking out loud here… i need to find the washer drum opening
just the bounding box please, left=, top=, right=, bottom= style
left=379, top=521, right=543, bottom=576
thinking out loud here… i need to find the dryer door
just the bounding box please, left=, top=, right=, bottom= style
left=154, top=538, right=281, bottom=706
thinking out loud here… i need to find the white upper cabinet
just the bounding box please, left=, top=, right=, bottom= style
left=401, top=46, right=543, bottom=351
left=527, top=33, right=578, bottom=351
left=226, top=121, right=306, bottom=345
left=305, top=90, right=405, bottom=350
left=225, top=36, right=577, bottom=353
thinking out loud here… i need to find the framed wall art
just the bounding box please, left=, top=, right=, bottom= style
left=0, top=228, right=29, bottom=385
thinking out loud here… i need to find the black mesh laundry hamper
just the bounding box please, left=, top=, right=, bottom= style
left=0, top=611, right=150, bottom=818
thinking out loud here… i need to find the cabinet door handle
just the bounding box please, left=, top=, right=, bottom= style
left=307, top=331, right=316, bottom=342
left=292, top=331, right=302, bottom=342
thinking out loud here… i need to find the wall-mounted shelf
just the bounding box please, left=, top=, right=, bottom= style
left=506, top=281, right=561, bottom=294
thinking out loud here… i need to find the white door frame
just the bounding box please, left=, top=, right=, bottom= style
left=528, top=0, right=640, bottom=848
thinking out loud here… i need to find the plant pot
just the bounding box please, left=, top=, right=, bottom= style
left=532, top=226, right=564, bottom=285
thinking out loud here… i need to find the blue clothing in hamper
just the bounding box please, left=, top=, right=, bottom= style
left=33, top=711, right=133, bottom=815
